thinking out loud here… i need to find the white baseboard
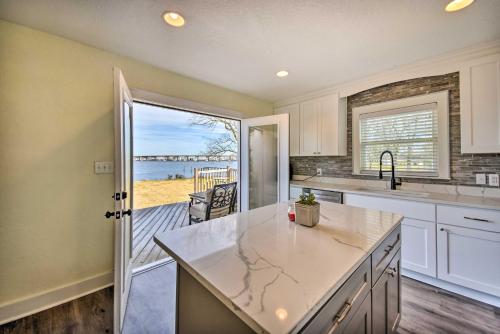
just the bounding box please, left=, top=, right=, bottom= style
left=402, top=269, right=500, bottom=308
left=0, top=271, right=114, bottom=325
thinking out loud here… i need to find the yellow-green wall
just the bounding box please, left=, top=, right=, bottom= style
left=0, top=20, right=272, bottom=306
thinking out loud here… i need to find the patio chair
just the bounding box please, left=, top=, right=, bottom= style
left=189, top=182, right=237, bottom=225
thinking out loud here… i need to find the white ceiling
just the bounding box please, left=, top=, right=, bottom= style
left=1, top=0, right=499, bottom=102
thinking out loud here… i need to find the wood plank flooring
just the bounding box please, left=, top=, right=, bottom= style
left=2, top=267, right=499, bottom=334
left=132, top=202, right=190, bottom=269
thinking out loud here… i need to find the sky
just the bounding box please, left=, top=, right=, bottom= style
left=133, top=102, right=236, bottom=156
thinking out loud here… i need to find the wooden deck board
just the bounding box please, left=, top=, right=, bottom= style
left=132, top=202, right=190, bottom=269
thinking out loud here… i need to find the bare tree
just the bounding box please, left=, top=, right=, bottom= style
left=189, top=115, right=238, bottom=155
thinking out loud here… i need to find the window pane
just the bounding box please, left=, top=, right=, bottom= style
left=359, top=106, right=439, bottom=176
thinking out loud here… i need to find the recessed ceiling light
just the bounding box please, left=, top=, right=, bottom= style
left=276, top=70, right=289, bottom=78
left=163, top=11, right=185, bottom=27
left=445, top=0, right=474, bottom=12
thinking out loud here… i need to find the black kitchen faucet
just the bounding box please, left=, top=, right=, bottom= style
left=379, top=150, right=401, bottom=190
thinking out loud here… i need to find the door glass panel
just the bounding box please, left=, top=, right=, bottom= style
left=248, top=124, right=278, bottom=209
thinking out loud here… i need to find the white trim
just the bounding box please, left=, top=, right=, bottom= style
left=352, top=91, right=450, bottom=179
left=132, top=257, right=174, bottom=276
left=131, top=88, right=243, bottom=120
left=240, top=114, right=289, bottom=211
left=274, top=39, right=500, bottom=107
left=0, top=271, right=113, bottom=325
left=402, top=269, right=500, bottom=308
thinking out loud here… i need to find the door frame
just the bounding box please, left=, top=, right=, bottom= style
left=240, top=114, right=289, bottom=211
left=113, top=68, right=134, bottom=333
left=130, top=89, right=244, bottom=212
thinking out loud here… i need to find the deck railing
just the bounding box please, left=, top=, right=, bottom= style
left=193, top=167, right=238, bottom=192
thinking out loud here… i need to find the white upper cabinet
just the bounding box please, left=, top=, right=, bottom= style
left=275, top=93, right=347, bottom=157
left=460, top=54, right=500, bottom=153
left=275, top=104, right=300, bottom=156
left=300, top=99, right=321, bottom=156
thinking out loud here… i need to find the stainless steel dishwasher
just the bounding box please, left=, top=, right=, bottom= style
left=302, top=188, right=343, bottom=204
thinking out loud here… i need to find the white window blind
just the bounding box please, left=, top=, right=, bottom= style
left=359, top=103, right=439, bottom=177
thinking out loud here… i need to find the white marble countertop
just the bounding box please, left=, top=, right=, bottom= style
left=154, top=201, right=402, bottom=334
left=290, top=180, right=500, bottom=211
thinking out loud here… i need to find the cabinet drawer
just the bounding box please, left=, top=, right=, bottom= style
left=344, top=194, right=435, bottom=222
left=301, top=257, right=371, bottom=334
left=372, top=226, right=401, bottom=286
left=437, top=205, right=500, bottom=233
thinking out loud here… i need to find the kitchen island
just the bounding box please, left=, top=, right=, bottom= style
left=154, top=201, right=403, bottom=334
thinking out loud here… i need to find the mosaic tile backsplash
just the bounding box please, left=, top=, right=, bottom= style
left=290, top=72, right=500, bottom=187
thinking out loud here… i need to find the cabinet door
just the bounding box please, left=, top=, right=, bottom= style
left=401, top=218, right=437, bottom=277
left=460, top=54, right=500, bottom=153
left=318, top=94, right=338, bottom=156
left=300, top=100, right=319, bottom=156
left=275, top=104, right=300, bottom=156
left=372, top=250, right=401, bottom=334
left=437, top=223, right=500, bottom=297
left=342, top=293, right=372, bottom=334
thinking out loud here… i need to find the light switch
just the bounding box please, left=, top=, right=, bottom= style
left=488, top=174, right=499, bottom=187
left=95, top=161, right=114, bottom=174
left=475, top=174, right=486, bottom=185
left=317, top=168, right=323, bottom=176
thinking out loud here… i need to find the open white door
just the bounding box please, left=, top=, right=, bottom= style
left=113, top=68, right=133, bottom=333
left=240, top=114, right=289, bottom=211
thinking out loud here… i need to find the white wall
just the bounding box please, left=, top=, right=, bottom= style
left=0, top=19, right=272, bottom=318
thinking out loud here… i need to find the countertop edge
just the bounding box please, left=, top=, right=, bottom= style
left=290, top=181, right=500, bottom=211
left=154, top=215, right=404, bottom=334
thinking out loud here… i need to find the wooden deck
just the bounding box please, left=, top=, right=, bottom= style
left=132, top=202, right=190, bottom=269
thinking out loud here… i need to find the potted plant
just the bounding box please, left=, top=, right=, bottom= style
left=295, top=193, right=320, bottom=227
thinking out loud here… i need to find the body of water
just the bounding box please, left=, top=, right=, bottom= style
left=133, top=160, right=238, bottom=181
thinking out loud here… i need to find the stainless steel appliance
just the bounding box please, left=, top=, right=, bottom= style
left=303, top=188, right=343, bottom=204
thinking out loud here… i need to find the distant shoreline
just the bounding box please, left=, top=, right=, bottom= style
left=134, top=154, right=237, bottom=162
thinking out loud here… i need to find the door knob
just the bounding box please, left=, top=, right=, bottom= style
left=104, top=211, right=115, bottom=219
left=122, top=209, right=132, bottom=216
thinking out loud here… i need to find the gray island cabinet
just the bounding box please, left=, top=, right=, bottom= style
left=155, top=201, right=403, bottom=334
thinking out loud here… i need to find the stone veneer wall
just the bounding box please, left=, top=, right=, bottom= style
left=290, top=72, right=500, bottom=187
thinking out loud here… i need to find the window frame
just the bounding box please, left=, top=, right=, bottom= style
left=352, top=91, right=450, bottom=179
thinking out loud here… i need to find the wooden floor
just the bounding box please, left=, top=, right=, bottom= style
left=2, top=266, right=499, bottom=334
left=132, top=202, right=190, bottom=269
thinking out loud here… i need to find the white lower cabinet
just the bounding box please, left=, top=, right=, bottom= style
left=401, top=218, right=436, bottom=277
left=290, top=186, right=303, bottom=200
left=437, top=223, right=500, bottom=297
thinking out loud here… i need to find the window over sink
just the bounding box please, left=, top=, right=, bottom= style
left=352, top=91, right=450, bottom=179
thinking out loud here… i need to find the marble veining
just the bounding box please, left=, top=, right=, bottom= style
left=155, top=201, right=402, bottom=334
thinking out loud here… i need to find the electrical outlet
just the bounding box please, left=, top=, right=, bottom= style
left=316, top=168, right=322, bottom=176
left=475, top=173, right=486, bottom=185
left=488, top=174, right=499, bottom=187
left=94, top=161, right=114, bottom=174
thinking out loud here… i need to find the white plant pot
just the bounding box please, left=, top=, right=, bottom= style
left=295, top=202, right=320, bottom=227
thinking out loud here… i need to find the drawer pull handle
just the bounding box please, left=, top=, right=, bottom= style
left=327, top=281, right=368, bottom=334
left=464, top=216, right=492, bottom=223
left=375, top=238, right=401, bottom=272
left=386, top=266, right=397, bottom=277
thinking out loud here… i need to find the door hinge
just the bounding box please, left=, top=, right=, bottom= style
left=112, top=192, right=127, bottom=200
